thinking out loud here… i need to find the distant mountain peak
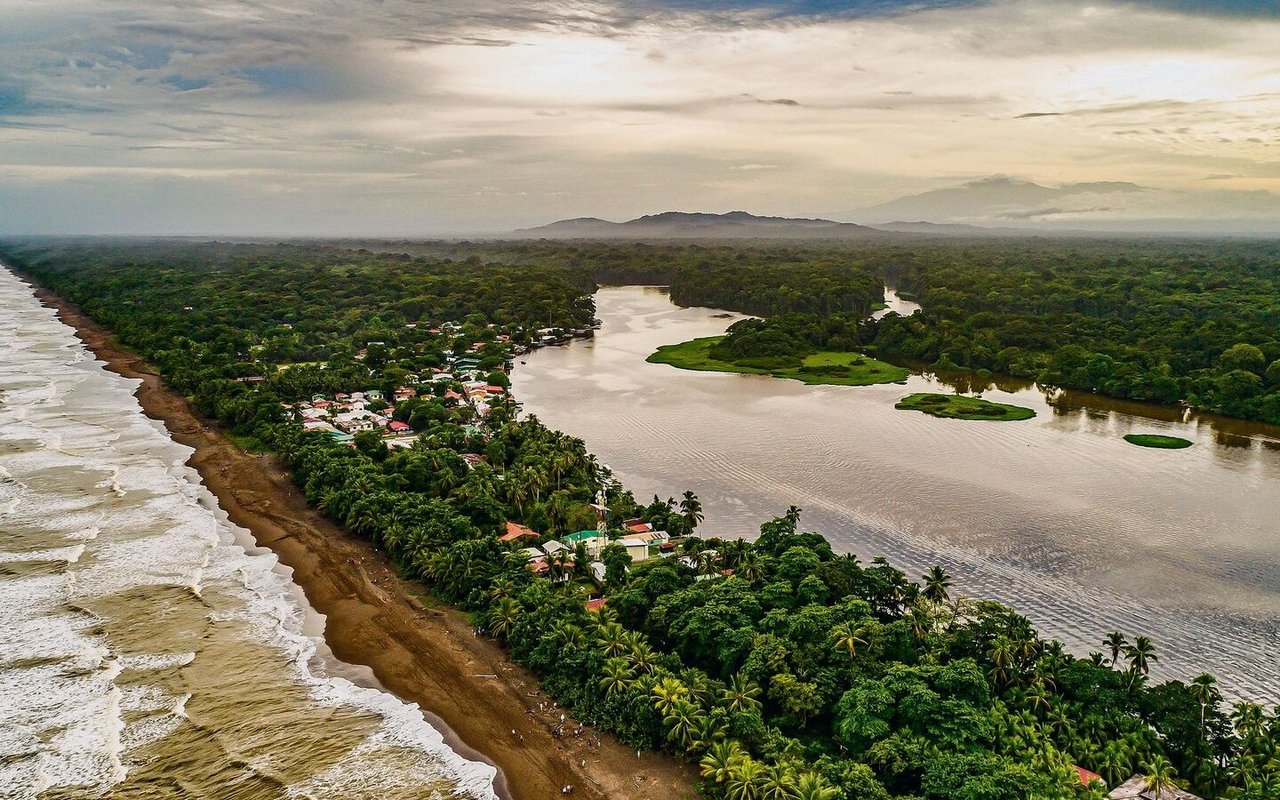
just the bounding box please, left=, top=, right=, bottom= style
left=516, top=210, right=886, bottom=239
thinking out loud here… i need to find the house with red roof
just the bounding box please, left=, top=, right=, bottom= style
left=499, top=522, right=540, bottom=543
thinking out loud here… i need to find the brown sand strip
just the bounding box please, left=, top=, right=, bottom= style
left=22, top=277, right=694, bottom=800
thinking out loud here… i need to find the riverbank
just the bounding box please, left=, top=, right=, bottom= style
left=24, top=277, right=694, bottom=800
left=648, top=335, right=909, bottom=386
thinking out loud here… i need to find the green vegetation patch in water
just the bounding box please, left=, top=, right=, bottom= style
left=896, top=392, right=1036, bottom=421
left=647, top=336, right=909, bottom=386
left=1123, top=433, right=1193, bottom=449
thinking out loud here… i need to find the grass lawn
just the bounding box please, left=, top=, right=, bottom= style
left=647, top=336, right=909, bottom=387
left=895, top=392, right=1036, bottom=421
left=1123, top=433, right=1193, bottom=449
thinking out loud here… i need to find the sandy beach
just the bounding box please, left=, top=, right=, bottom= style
left=25, top=278, right=694, bottom=800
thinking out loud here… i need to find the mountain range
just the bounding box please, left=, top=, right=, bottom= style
left=516, top=177, right=1280, bottom=238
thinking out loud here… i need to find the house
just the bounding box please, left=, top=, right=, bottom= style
left=393, top=387, right=416, bottom=402
left=562, top=531, right=608, bottom=559
left=590, top=562, right=607, bottom=585
left=585, top=597, right=607, bottom=613
left=618, top=538, right=651, bottom=563
left=519, top=547, right=544, bottom=562
left=366, top=390, right=384, bottom=401
left=541, top=541, right=568, bottom=557
left=1074, top=767, right=1104, bottom=789
left=460, top=453, right=486, bottom=468
left=500, top=522, right=540, bottom=543
left=300, top=407, right=328, bottom=420
left=302, top=420, right=335, bottom=432
left=329, top=431, right=355, bottom=445
left=632, top=530, right=670, bottom=545
left=623, top=518, right=651, bottom=534
left=1108, top=776, right=1204, bottom=800
left=387, top=421, right=411, bottom=434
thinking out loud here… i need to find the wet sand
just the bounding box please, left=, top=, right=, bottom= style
left=24, top=278, right=693, bottom=800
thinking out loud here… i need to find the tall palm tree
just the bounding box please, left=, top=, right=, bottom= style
left=1142, top=754, right=1177, bottom=796
left=783, top=505, right=802, bottom=526
left=1125, top=636, right=1158, bottom=686
left=831, top=621, right=869, bottom=660
left=1189, top=673, right=1218, bottom=733
left=1104, top=631, right=1127, bottom=668
left=736, top=550, right=764, bottom=585
left=679, top=490, right=704, bottom=532
left=922, top=565, right=953, bottom=604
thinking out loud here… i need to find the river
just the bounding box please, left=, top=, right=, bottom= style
left=0, top=267, right=496, bottom=799
left=511, top=285, right=1280, bottom=703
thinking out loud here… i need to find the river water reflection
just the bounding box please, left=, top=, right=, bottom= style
left=511, top=286, right=1280, bottom=702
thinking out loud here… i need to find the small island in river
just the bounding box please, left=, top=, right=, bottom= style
left=1124, top=433, right=1194, bottom=449
left=648, top=335, right=909, bottom=386
left=896, top=392, right=1036, bottom=421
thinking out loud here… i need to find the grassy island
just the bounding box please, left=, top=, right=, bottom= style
left=1124, top=433, right=1194, bottom=449
left=648, top=335, right=909, bottom=386
left=896, top=392, right=1036, bottom=421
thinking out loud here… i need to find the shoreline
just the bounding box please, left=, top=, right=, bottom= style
left=21, top=275, right=694, bottom=800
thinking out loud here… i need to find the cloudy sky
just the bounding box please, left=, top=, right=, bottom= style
left=1, top=0, right=1278, bottom=235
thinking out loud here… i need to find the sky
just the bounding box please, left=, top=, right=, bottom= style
left=1, top=0, right=1278, bottom=235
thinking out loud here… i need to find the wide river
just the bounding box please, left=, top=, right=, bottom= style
left=512, top=286, right=1280, bottom=703
left=0, top=267, right=496, bottom=799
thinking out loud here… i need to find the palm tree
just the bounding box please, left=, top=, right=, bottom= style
left=726, top=757, right=765, bottom=800
left=597, top=622, right=628, bottom=658
left=628, top=641, right=659, bottom=674
left=663, top=698, right=705, bottom=752
left=652, top=677, right=690, bottom=716
left=736, top=550, right=764, bottom=585
left=922, top=565, right=953, bottom=604
left=783, top=505, right=802, bottom=526
left=598, top=658, right=633, bottom=696
left=1125, top=636, right=1158, bottom=686
left=1142, top=754, right=1177, bottom=796
left=1189, top=673, right=1218, bottom=733
left=758, top=762, right=796, bottom=800
left=831, top=621, right=869, bottom=660
left=687, top=713, right=727, bottom=753
left=1098, top=741, right=1133, bottom=786
left=719, top=673, right=762, bottom=714
left=699, top=740, right=745, bottom=785
left=487, top=597, right=520, bottom=643
left=1104, top=631, right=1127, bottom=667
left=679, top=490, right=704, bottom=532
left=792, top=772, right=838, bottom=800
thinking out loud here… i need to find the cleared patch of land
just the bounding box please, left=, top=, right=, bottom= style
left=648, top=335, right=909, bottom=386
left=896, top=392, right=1036, bottom=421
left=1124, top=433, right=1193, bottom=449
